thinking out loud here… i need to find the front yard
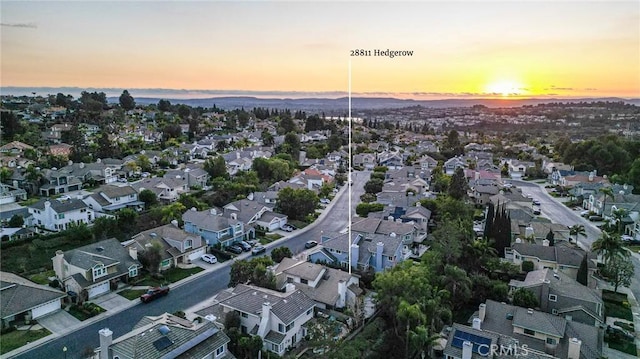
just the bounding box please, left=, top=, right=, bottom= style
left=603, top=289, right=634, bottom=321
left=118, top=289, right=147, bottom=301
left=0, top=327, right=51, bottom=355
left=68, top=302, right=105, bottom=321
left=132, top=267, right=204, bottom=287
left=603, top=289, right=637, bottom=356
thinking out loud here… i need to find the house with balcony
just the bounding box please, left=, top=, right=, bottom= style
left=28, top=198, right=94, bottom=232
left=444, top=300, right=602, bottom=359
left=94, top=312, right=235, bottom=359
left=183, top=208, right=245, bottom=247
left=196, top=284, right=316, bottom=356
left=83, top=185, right=143, bottom=214
left=52, top=238, right=141, bottom=299
left=126, top=222, right=207, bottom=271
left=508, top=269, right=604, bottom=326
left=272, top=257, right=362, bottom=311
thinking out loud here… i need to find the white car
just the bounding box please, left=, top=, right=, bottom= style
left=621, top=235, right=633, bottom=242
left=201, top=254, right=218, bottom=264
left=320, top=198, right=330, bottom=204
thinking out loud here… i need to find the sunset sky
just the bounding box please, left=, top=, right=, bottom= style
left=1, top=1, right=639, bottom=99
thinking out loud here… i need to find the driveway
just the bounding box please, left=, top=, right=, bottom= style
left=37, top=310, right=81, bottom=334
left=91, top=292, right=134, bottom=312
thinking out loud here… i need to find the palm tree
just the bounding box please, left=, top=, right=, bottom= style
left=441, top=265, right=472, bottom=310
left=591, top=231, right=629, bottom=265
left=599, top=187, right=614, bottom=216
left=611, top=208, right=629, bottom=235
left=569, top=224, right=587, bottom=244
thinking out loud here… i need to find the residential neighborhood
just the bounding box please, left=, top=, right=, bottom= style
left=1, top=92, right=639, bottom=359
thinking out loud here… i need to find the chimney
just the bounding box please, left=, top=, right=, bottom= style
left=171, top=219, right=179, bottom=227
left=191, top=207, right=197, bottom=212
left=79, top=162, right=85, bottom=169
left=54, top=250, right=65, bottom=283
left=567, top=338, right=581, bottom=359
left=129, top=246, right=137, bottom=260
left=462, top=340, right=473, bottom=359
left=98, top=328, right=113, bottom=359
left=525, top=225, right=534, bottom=238
left=230, top=212, right=237, bottom=220
left=45, top=201, right=51, bottom=208
left=209, top=208, right=216, bottom=215
left=285, top=283, right=295, bottom=293
left=204, top=314, right=217, bottom=323
left=588, top=172, right=594, bottom=181
left=376, top=242, right=384, bottom=270
left=472, top=317, right=482, bottom=330
left=350, top=243, right=359, bottom=270
left=387, top=216, right=394, bottom=221
left=395, top=218, right=402, bottom=223
left=337, top=280, right=347, bottom=308
left=479, top=303, right=486, bottom=322
left=542, top=239, right=549, bottom=247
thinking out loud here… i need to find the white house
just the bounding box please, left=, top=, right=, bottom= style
left=28, top=198, right=94, bottom=232
left=83, top=185, right=144, bottom=214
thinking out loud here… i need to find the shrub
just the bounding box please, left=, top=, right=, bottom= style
left=521, top=261, right=534, bottom=273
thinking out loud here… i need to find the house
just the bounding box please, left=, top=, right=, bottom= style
left=508, top=269, right=604, bottom=326
left=94, top=312, right=234, bottom=359
left=196, top=284, right=316, bottom=356
left=127, top=222, right=207, bottom=271
left=0, top=227, right=36, bottom=241
left=505, top=159, right=535, bottom=180
left=470, top=184, right=500, bottom=206
left=132, top=177, right=189, bottom=203
left=223, top=199, right=287, bottom=232
left=38, top=168, right=84, bottom=196
left=0, top=141, right=34, bottom=156
left=163, top=166, right=209, bottom=189
left=352, top=216, right=424, bottom=245
left=377, top=152, right=404, bottom=169
left=308, top=231, right=406, bottom=273
left=43, top=123, right=73, bottom=144
left=272, top=257, right=362, bottom=311
left=183, top=208, right=245, bottom=247
left=28, top=198, right=94, bottom=232
left=415, top=154, right=438, bottom=171
left=352, top=153, right=376, bottom=170
left=444, top=157, right=466, bottom=175
left=506, top=241, right=597, bottom=288
left=0, top=183, right=27, bottom=205
left=83, top=185, right=143, bottom=214
left=1, top=272, right=66, bottom=329
left=52, top=238, right=142, bottom=299
left=445, top=300, right=603, bottom=359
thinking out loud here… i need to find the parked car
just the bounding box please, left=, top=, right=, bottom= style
left=246, top=239, right=259, bottom=247
left=282, top=224, right=295, bottom=232
left=252, top=245, right=266, bottom=255
left=201, top=254, right=218, bottom=264
left=589, top=215, right=604, bottom=222
left=239, top=241, right=252, bottom=252
left=140, top=286, right=170, bottom=303
left=621, top=235, right=633, bottom=242
left=532, top=199, right=541, bottom=205
left=320, top=198, right=330, bottom=204
left=305, top=240, right=318, bottom=249
left=533, top=209, right=541, bottom=215
left=227, top=245, right=243, bottom=254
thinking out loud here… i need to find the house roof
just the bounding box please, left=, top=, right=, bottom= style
left=108, top=313, right=234, bottom=359
left=274, top=258, right=325, bottom=283
left=223, top=199, right=267, bottom=224
left=93, top=184, right=137, bottom=199
left=511, top=269, right=602, bottom=305
left=182, top=208, right=241, bottom=232
left=130, top=224, right=202, bottom=260
left=442, top=323, right=499, bottom=359
left=218, top=284, right=315, bottom=325
left=0, top=276, right=66, bottom=319
left=512, top=306, right=566, bottom=337
left=61, top=238, right=140, bottom=272
left=29, top=198, right=88, bottom=213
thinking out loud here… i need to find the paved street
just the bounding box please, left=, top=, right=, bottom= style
left=10, top=171, right=369, bottom=359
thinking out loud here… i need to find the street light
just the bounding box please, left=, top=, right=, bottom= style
left=62, top=346, right=67, bottom=359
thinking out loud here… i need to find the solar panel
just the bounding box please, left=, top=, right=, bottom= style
left=153, top=336, right=173, bottom=351
left=451, top=330, right=492, bottom=355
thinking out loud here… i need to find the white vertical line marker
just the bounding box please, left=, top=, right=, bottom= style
left=348, top=57, right=352, bottom=275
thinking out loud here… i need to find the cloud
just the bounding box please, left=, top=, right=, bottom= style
left=1, top=22, right=37, bottom=29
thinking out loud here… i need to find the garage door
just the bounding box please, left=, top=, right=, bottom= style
left=188, top=248, right=206, bottom=262
left=88, top=282, right=110, bottom=299
left=32, top=299, right=62, bottom=319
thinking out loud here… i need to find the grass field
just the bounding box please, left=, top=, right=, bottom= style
left=0, top=328, right=51, bottom=355
left=134, top=267, right=203, bottom=287
left=118, top=289, right=147, bottom=301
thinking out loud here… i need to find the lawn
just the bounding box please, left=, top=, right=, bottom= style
left=118, top=289, right=147, bottom=301
left=625, top=244, right=640, bottom=254
left=28, top=270, right=56, bottom=285
left=0, top=236, right=79, bottom=275
left=603, top=291, right=634, bottom=322
left=134, top=267, right=203, bottom=287
left=607, top=338, right=638, bottom=356
left=68, top=303, right=105, bottom=321
left=0, top=328, right=51, bottom=355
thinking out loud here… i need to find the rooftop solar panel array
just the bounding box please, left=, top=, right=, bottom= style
left=451, top=329, right=492, bottom=355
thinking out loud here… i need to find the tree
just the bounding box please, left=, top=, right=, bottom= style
left=157, top=99, right=172, bottom=112
left=117, top=208, right=139, bottom=238
left=139, top=241, right=163, bottom=274
left=139, top=189, right=158, bottom=207
left=203, top=156, right=229, bottom=180
left=592, top=231, right=628, bottom=265
left=599, top=187, right=614, bottom=216
left=512, top=288, right=539, bottom=308
left=602, top=256, right=634, bottom=293
left=569, top=224, right=586, bottom=244
left=118, top=90, right=135, bottom=111
left=92, top=217, right=121, bottom=241
left=611, top=208, right=629, bottom=235
left=161, top=202, right=187, bottom=225
left=229, top=256, right=275, bottom=289
left=545, top=229, right=555, bottom=247
left=276, top=188, right=319, bottom=221
left=364, top=178, right=384, bottom=194
left=177, top=104, right=191, bottom=120
left=8, top=214, right=24, bottom=227
left=1, top=111, right=23, bottom=141
left=440, top=265, right=472, bottom=311
left=576, top=254, right=589, bottom=286
left=271, top=246, right=293, bottom=263
left=261, top=130, right=274, bottom=146
left=356, top=203, right=385, bottom=217
left=448, top=167, right=468, bottom=200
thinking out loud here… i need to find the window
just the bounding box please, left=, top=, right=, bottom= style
left=58, top=213, right=65, bottom=219
left=241, top=325, right=247, bottom=334
left=552, top=309, right=558, bottom=315
left=301, top=279, right=308, bottom=284
left=129, top=266, right=138, bottom=277
left=278, top=323, right=285, bottom=333
left=546, top=338, right=556, bottom=345
left=287, top=277, right=293, bottom=283
left=306, top=309, right=312, bottom=315
left=185, top=239, right=193, bottom=250
left=216, top=346, right=225, bottom=356
left=271, top=343, right=279, bottom=352
left=523, top=328, right=535, bottom=336
left=93, top=264, right=107, bottom=279
left=548, top=294, right=557, bottom=302
left=241, top=312, right=248, bottom=318
left=286, top=322, right=294, bottom=332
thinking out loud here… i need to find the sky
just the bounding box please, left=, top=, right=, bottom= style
left=1, top=1, right=639, bottom=99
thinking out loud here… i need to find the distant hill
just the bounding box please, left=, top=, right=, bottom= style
left=107, top=96, right=640, bottom=111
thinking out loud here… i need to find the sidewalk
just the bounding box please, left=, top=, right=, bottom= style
left=2, top=184, right=350, bottom=359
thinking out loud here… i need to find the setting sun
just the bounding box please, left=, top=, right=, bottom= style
left=485, top=80, right=527, bottom=97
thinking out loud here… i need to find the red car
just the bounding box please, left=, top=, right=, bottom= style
left=140, top=286, right=170, bottom=303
